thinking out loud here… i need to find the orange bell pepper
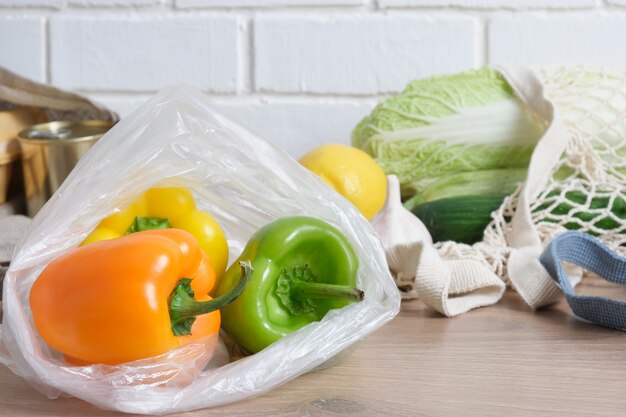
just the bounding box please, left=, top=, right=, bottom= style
left=29, top=229, right=251, bottom=365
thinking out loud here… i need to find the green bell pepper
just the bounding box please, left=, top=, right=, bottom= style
left=214, top=216, right=362, bottom=353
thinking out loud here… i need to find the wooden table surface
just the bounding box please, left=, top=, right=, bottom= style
left=2, top=277, right=626, bottom=417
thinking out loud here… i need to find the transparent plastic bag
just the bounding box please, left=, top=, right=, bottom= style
left=0, top=86, right=400, bottom=414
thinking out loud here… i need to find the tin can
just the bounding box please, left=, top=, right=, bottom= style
left=17, top=120, right=112, bottom=217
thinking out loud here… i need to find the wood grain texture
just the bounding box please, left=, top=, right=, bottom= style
left=1, top=277, right=626, bottom=417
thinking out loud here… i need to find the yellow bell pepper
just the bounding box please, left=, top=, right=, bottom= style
left=82, top=187, right=229, bottom=277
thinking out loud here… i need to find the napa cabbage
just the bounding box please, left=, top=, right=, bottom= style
left=352, top=67, right=546, bottom=209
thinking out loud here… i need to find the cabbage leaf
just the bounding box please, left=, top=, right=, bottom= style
left=352, top=67, right=546, bottom=207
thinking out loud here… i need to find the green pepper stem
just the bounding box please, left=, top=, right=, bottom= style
left=291, top=281, right=364, bottom=302
left=275, top=265, right=364, bottom=316
left=169, top=260, right=253, bottom=336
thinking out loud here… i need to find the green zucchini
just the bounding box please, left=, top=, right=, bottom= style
left=412, top=194, right=507, bottom=244
left=412, top=190, right=626, bottom=245
left=533, top=190, right=626, bottom=233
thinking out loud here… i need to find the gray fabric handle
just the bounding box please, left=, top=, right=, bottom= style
left=540, top=231, right=626, bottom=330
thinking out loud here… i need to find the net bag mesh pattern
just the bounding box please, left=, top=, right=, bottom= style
left=420, top=66, right=626, bottom=292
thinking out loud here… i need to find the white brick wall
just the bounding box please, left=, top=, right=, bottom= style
left=50, top=16, right=239, bottom=91
left=379, top=0, right=596, bottom=8
left=0, top=1, right=621, bottom=156
left=177, top=0, right=366, bottom=8
left=0, top=17, right=45, bottom=82
left=213, top=99, right=376, bottom=155
left=3, top=0, right=64, bottom=7
left=254, top=16, right=476, bottom=94
left=489, top=16, right=626, bottom=67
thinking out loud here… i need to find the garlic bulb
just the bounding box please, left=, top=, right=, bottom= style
left=371, top=175, right=433, bottom=298
left=371, top=175, right=432, bottom=248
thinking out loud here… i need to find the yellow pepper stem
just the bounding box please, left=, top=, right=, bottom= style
left=169, top=260, right=253, bottom=336
left=126, top=216, right=171, bottom=234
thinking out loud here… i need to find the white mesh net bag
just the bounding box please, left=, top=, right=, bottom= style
left=518, top=66, right=626, bottom=245
left=368, top=65, right=626, bottom=315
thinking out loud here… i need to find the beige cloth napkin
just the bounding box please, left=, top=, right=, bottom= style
left=0, top=66, right=117, bottom=122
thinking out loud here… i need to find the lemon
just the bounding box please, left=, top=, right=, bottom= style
left=299, top=143, right=387, bottom=220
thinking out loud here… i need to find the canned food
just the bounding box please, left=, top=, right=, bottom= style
left=18, top=120, right=113, bottom=217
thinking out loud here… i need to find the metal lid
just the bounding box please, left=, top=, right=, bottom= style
left=17, top=120, right=113, bottom=145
